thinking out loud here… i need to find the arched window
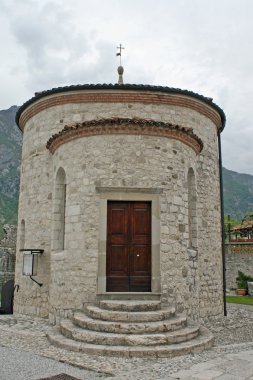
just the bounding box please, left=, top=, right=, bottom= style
left=188, top=168, right=197, bottom=249
left=52, top=168, right=66, bottom=251
left=20, top=219, right=25, bottom=250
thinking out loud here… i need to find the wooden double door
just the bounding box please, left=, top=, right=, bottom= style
left=106, top=201, right=151, bottom=292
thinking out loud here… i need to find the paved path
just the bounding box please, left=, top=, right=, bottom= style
left=169, top=349, right=253, bottom=380
left=0, top=346, right=100, bottom=380
left=1, top=345, right=253, bottom=379
left=0, top=304, right=252, bottom=379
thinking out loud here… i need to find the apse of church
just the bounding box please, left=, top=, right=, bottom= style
left=14, top=72, right=225, bottom=326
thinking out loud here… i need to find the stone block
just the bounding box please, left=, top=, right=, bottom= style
left=248, top=282, right=253, bottom=296
left=68, top=205, right=81, bottom=216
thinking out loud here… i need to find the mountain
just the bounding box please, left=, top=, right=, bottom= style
left=222, top=167, right=253, bottom=221
left=0, top=106, right=252, bottom=235
left=0, top=106, right=22, bottom=238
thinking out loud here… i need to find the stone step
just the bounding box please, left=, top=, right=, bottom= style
left=96, top=293, right=161, bottom=302
left=73, top=311, right=187, bottom=334
left=99, top=300, right=161, bottom=312
left=86, top=305, right=175, bottom=322
left=47, top=326, right=213, bottom=358
left=60, top=319, right=200, bottom=346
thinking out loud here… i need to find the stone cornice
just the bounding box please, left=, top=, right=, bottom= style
left=16, top=85, right=226, bottom=131
left=46, top=118, right=203, bottom=154
left=96, top=187, right=163, bottom=194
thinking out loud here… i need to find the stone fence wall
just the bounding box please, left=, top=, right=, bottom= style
left=0, top=225, right=17, bottom=294
left=225, top=242, right=253, bottom=255
left=225, top=244, right=253, bottom=290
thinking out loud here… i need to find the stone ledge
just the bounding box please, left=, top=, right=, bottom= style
left=46, top=118, right=203, bottom=154
left=96, top=187, right=163, bottom=194
left=86, top=305, right=175, bottom=322
left=16, top=86, right=225, bottom=131
left=99, top=300, right=161, bottom=311
left=47, top=326, right=213, bottom=358
left=73, top=312, right=186, bottom=334
left=60, top=319, right=200, bottom=346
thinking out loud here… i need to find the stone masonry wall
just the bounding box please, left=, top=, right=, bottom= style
left=226, top=253, right=253, bottom=290
left=49, top=134, right=198, bottom=323
left=14, top=90, right=224, bottom=321
left=0, top=224, right=17, bottom=294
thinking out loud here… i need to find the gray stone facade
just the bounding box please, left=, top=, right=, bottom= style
left=225, top=253, right=253, bottom=290
left=0, top=224, right=17, bottom=294
left=14, top=85, right=225, bottom=324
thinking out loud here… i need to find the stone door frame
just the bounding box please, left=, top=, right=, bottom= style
left=96, top=187, right=162, bottom=294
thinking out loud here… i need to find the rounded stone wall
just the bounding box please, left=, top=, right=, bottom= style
left=14, top=84, right=225, bottom=323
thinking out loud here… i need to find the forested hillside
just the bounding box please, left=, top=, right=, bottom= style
left=222, top=167, right=253, bottom=220
left=0, top=106, right=22, bottom=237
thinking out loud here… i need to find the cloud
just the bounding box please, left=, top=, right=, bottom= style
left=0, top=0, right=253, bottom=174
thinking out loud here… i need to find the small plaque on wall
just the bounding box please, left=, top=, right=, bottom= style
left=22, top=253, right=38, bottom=276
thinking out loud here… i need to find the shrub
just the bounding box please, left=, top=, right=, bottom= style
left=236, top=270, right=253, bottom=290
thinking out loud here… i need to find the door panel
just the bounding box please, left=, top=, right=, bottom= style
left=132, top=204, right=151, bottom=238
left=110, top=245, right=128, bottom=273
left=109, top=204, right=128, bottom=243
left=106, top=201, right=151, bottom=292
left=131, top=245, right=150, bottom=272
left=111, top=209, right=127, bottom=235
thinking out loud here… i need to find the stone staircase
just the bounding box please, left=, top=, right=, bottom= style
left=47, top=300, right=213, bottom=358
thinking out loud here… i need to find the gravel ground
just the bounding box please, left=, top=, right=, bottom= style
left=0, top=303, right=252, bottom=380
left=0, top=346, right=103, bottom=380
left=206, top=303, right=253, bottom=346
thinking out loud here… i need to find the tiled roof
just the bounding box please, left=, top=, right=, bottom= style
left=16, top=83, right=226, bottom=130
left=46, top=117, right=203, bottom=154
left=233, top=221, right=253, bottom=231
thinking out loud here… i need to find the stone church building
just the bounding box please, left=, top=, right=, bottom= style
left=14, top=74, right=226, bottom=356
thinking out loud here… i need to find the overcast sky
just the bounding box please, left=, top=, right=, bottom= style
left=1, top=0, right=253, bottom=175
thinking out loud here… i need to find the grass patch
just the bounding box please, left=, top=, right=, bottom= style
left=226, top=295, right=253, bottom=305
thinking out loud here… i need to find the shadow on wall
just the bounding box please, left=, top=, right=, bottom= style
left=0, top=224, right=17, bottom=295
left=0, top=279, right=15, bottom=314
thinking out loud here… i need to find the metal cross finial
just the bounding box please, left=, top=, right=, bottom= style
left=116, top=44, right=125, bottom=65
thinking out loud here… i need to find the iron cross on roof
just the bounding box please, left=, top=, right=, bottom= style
left=116, top=44, right=125, bottom=65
